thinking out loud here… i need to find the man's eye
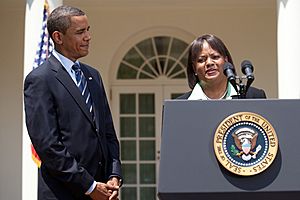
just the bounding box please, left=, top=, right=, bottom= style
left=76, top=29, right=86, bottom=34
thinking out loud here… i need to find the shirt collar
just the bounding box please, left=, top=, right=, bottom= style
left=188, top=82, right=237, bottom=100
left=52, top=49, right=79, bottom=73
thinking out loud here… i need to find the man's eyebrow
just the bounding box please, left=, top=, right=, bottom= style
left=76, top=27, right=88, bottom=32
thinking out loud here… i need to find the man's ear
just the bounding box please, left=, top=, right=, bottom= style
left=52, top=31, right=63, bottom=45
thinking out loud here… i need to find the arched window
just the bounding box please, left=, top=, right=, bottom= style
left=117, top=36, right=188, bottom=80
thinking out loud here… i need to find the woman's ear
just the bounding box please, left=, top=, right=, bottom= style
left=225, top=56, right=228, bottom=62
left=192, top=63, right=197, bottom=75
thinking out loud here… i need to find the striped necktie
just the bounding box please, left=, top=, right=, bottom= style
left=72, top=63, right=94, bottom=115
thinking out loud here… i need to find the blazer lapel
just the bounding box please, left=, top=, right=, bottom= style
left=48, top=56, right=95, bottom=126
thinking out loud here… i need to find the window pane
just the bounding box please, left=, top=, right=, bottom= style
left=147, top=59, right=160, bottom=75
left=123, top=47, right=144, bottom=67
left=139, top=117, right=155, bottom=137
left=154, top=36, right=170, bottom=55
left=140, top=164, right=156, bottom=184
left=142, top=63, right=156, bottom=76
left=122, top=164, right=137, bottom=184
left=170, top=38, right=188, bottom=59
left=180, top=53, right=188, bottom=68
left=121, top=187, right=137, bottom=200
left=139, top=72, right=153, bottom=79
left=139, top=141, right=155, bottom=160
left=166, top=59, right=175, bottom=74
left=120, top=117, right=136, bottom=137
left=120, top=94, right=136, bottom=114
left=159, top=57, right=166, bottom=74
left=121, top=141, right=136, bottom=160
left=170, top=64, right=182, bottom=75
left=136, top=38, right=155, bottom=59
left=139, top=94, right=154, bottom=114
left=117, top=63, right=137, bottom=79
left=140, top=187, right=156, bottom=200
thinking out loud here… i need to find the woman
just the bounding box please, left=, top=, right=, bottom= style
left=178, top=34, right=266, bottom=99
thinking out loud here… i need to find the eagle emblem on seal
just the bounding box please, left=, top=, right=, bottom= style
left=231, top=127, right=262, bottom=161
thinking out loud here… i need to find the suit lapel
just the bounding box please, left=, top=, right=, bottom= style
left=48, top=56, right=95, bottom=126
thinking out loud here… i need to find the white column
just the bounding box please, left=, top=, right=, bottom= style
left=22, top=1, right=62, bottom=200
left=277, top=0, right=300, bottom=99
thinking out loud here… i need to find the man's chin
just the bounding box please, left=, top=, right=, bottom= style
left=80, top=51, right=89, bottom=57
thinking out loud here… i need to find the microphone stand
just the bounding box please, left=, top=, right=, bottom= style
left=231, top=76, right=248, bottom=99
left=238, top=76, right=247, bottom=99
left=224, top=61, right=254, bottom=99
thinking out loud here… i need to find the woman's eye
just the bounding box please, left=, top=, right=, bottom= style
left=211, top=55, right=220, bottom=60
left=198, top=57, right=206, bottom=63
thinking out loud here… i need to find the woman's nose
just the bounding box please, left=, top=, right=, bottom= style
left=206, top=56, right=214, bottom=66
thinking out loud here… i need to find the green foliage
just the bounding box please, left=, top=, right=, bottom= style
left=230, top=145, right=239, bottom=156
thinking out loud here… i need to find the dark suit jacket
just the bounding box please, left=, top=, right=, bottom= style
left=177, top=86, right=266, bottom=99
left=24, top=55, right=122, bottom=200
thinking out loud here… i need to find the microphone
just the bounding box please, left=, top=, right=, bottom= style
left=241, top=60, right=254, bottom=81
left=223, top=62, right=235, bottom=81
left=223, top=62, right=238, bottom=93
left=241, top=60, right=255, bottom=94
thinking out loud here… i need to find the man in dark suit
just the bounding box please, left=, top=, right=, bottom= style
left=24, top=5, right=122, bottom=200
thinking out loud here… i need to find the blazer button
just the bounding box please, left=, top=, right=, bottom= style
left=95, top=128, right=98, bottom=132
left=98, top=162, right=102, bottom=166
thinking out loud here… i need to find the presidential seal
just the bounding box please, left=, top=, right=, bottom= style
left=213, top=112, right=278, bottom=176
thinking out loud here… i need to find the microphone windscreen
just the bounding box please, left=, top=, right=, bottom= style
left=241, top=60, right=254, bottom=74
left=223, top=62, right=234, bottom=75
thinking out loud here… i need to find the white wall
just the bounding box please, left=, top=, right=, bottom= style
left=277, top=0, right=300, bottom=98
left=66, top=1, right=277, bottom=98
left=0, top=1, right=25, bottom=200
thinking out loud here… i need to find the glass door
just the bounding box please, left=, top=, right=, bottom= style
left=111, top=86, right=162, bottom=200
left=111, top=85, right=188, bottom=200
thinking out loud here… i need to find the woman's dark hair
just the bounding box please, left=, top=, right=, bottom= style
left=47, top=5, right=85, bottom=40
left=186, top=34, right=235, bottom=89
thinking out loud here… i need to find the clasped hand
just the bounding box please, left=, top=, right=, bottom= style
left=90, top=178, right=120, bottom=200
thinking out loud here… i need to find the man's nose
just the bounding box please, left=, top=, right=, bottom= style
left=84, top=31, right=91, bottom=41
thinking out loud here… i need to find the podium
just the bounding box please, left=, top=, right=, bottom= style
left=158, top=99, right=300, bottom=200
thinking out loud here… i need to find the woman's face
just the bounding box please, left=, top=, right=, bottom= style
left=194, top=41, right=227, bottom=85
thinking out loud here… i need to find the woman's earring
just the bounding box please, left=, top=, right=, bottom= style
left=194, top=73, right=197, bottom=76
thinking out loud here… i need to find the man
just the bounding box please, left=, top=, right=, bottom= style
left=24, top=5, right=122, bottom=200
